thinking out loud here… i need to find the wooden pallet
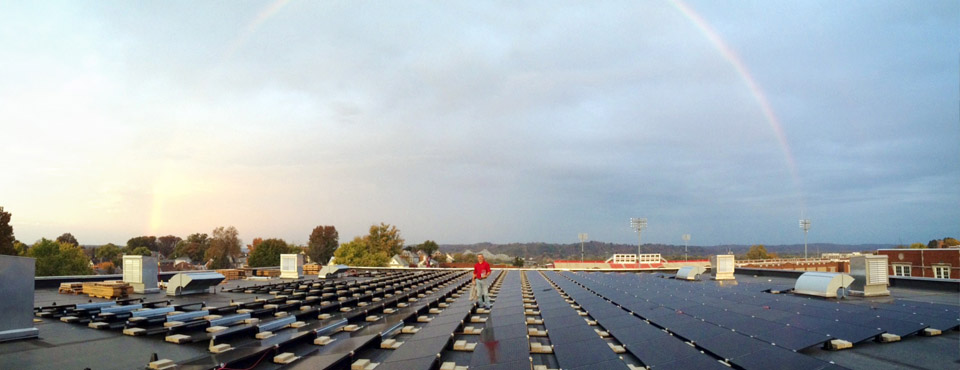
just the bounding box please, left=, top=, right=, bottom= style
left=217, top=269, right=246, bottom=280
left=59, top=282, right=84, bottom=295
left=304, top=264, right=320, bottom=275
left=82, top=281, right=132, bottom=299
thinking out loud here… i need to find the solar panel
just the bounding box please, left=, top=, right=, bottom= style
left=730, top=347, right=842, bottom=370
left=624, top=335, right=704, bottom=367
left=694, top=331, right=773, bottom=361
left=654, top=351, right=732, bottom=370
left=753, top=325, right=830, bottom=351
left=607, top=321, right=666, bottom=346
left=668, top=320, right=734, bottom=342
left=859, top=316, right=928, bottom=336
left=467, top=337, right=531, bottom=368
left=553, top=337, right=624, bottom=369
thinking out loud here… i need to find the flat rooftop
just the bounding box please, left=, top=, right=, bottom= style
left=1, top=269, right=957, bottom=370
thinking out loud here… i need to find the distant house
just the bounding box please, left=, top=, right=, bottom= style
left=389, top=255, right=412, bottom=268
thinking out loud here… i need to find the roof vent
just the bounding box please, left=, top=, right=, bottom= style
left=710, top=255, right=736, bottom=280
left=676, top=265, right=706, bottom=280
left=793, top=272, right=853, bottom=298
left=848, top=255, right=890, bottom=297
left=123, top=255, right=160, bottom=294
left=280, top=254, right=304, bottom=279
left=166, top=272, right=225, bottom=296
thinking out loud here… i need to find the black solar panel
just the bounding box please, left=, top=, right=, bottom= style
left=754, top=325, right=830, bottom=351
left=694, top=331, right=773, bottom=361
left=606, top=321, right=665, bottom=346
left=553, top=337, right=624, bottom=369
left=731, top=346, right=842, bottom=370
left=624, top=336, right=703, bottom=367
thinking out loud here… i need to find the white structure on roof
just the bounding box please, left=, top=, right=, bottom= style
left=389, top=255, right=410, bottom=268
left=123, top=255, right=160, bottom=293
left=848, top=255, right=890, bottom=297
left=280, top=254, right=304, bottom=279
left=605, top=254, right=662, bottom=264
left=794, top=272, right=854, bottom=298
left=710, top=255, right=736, bottom=280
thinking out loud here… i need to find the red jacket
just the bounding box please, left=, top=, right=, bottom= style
left=474, top=261, right=491, bottom=280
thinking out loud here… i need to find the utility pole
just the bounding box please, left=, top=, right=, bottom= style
left=578, top=233, right=588, bottom=262
left=800, top=219, right=811, bottom=259
left=682, top=234, right=691, bottom=261
left=630, top=218, right=647, bottom=260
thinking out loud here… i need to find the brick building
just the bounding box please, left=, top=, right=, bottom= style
left=875, top=248, right=959, bottom=279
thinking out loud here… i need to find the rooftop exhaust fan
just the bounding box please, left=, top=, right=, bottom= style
left=123, top=255, right=160, bottom=294
left=166, top=272, right=225, bottom=296
left=710, top=255, right=736, bottom=280
left=793, top=272, right=854, bottom=298
left=848, top=255, right=890, bottom=297
left=280, top=254, right=304, bottom=279
left=676, top=265, right=706, bottom=281
left=0, top=255, right=39, bottom=341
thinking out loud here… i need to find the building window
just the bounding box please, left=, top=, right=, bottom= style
left=893, top=264, right=911, bottom=277
left=934, top=266, right=950, bottom=279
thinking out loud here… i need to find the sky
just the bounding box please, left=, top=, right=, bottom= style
left=1, top=1, right=957, bottom=247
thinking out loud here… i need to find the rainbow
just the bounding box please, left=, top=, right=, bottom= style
left=669, top=0, right=803, bottom=198
left=221, top=0, right=292, bottom=62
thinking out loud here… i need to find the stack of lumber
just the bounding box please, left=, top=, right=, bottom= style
left=257, top=270, right=281, bottom=277
left=82, top=281, right=133, bottom=299
left=303, top=263, right=320, bottom=275
left=58, top=282, right=84, bottom=295
left=217, top=269, right=246, bottom=280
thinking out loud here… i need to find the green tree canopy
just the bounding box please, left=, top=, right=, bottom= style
left=943, top=237, right=959, bottom=247
left=171, top=233, right=210, bottom=262
left=247, top=238, right=297, bottom=267
left=512, top=256, right=524, bottom=267
left=157, top=235, right=181, bottom=258
left=95, top=243, right=123, bottom=264
left=307, top=225, right=338, bottom=265
left=367, top=223, right=404, bottom=257
left=206, top=226, right=241, bottom=269
left=28, top=238, right=93, bottom=276
left=333, top=236, right=390, bottom=267
left=417, top=240, right=439, bottom=257
left=126, top=236, right=158, bottom=253
left=56, top=232, right=79, bottom=246
left=13, top=240, right=28, bottom=256
left=0, top=206, right=16, bottom=256
left=744, top=245, right=772, bottom=260
left=130, top=246, right=153, bottom=256
left=909, top=242, right=927, bottom=249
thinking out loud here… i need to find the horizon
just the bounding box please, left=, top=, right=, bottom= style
left=2, top=1, right=957, bottom=247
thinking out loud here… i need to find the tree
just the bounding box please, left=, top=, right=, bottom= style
left=95, top=243, right=123, bottom=265
left=130, top=246, right=153, bottom=256
left=95, top=261, right=117, bottom=274
left=928, top=239, right=940, bottom=248
left=909, top=243, right=927, bottom=249
left=367, top=223, right=404, bottom=257
left=13, top=240, right=28, bottom=256
left=944, top=237, right=959, bottom=247
left=248, top=238, right=297, bottom=267
left=744, top=245, right=772, bottom=260
left=126, top=236, right=158, bottom=253
left=56, top=232, right=79, bottom=246
left=512, top=256, right=524, bottom=267
left=307, top=225, right=338, bottom=265
left=416, top=240, right=439, bottom=257
left=171, top=233, right=210, bottom=262
left=333, top=236, right=390, bottom=267
left=206, top=226, right=241, bottom=269
left=28, top=238, right=93, bottom=276
left=0, top=206, right=16, bottom=255
left=247, top=237, right=263, bottom=255
left=157, top=235, right=181, bottom=258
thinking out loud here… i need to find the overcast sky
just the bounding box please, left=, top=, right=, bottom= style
left=1, top=1, right=957, bottom=247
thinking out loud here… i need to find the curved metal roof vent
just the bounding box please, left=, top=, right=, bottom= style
left=676, top=265, right=706, bottom=280
left=793, top=272, right=854, bottom=298
left=166, top=272, right=225, bottom=296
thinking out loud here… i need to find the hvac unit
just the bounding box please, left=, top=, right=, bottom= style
left=676, top=265, right=706, bottom=280
left=793, top=272, right=854, bottom=298
left=848, top=255, right=890, bottom=297
left=318, top=264, right=350, bottom=279
left=123, top=255, right=160, bottom=294
left=166, top=272, right=225, bottom=296
left=710, top=255, right=736, bottom=280
left=0, top=255, right=40, bottom=341
left=280, top=254, right=304, bottom=279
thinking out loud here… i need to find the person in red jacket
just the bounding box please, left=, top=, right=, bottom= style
left=473, top=254, right=492, bottom=309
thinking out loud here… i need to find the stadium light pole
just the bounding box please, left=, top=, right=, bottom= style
left=682, top=234, right=691, bottom=261
left=630, top=218, right=647, bottom=259
left=578, top=233, right=588, bottom=262
left=800, top=219, right=811, bottom=259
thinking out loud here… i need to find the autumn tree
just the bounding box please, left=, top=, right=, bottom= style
left=206, top=226, right=241, bottom=269
left=368, top=223, right=404, bottom=257
left=744, top=245, right=772, bottom=260
left=95, top=243, right=123, bottom=265
left=157, top=235, right=181, bottom=258
left=126, top=236, right=158, bottom=253
left=333, top=236, right=390, bottom=267
left=13, top=240, right=28, bottom=256
left=171, top=233, right=210, bottom=262
left=56, top=232, right=79, bottom=246
left=247, top=237, right=263, bottom=255
left=28, top=238, right=93, bottom=276
left=909, top=243, right=927, bottom=249
left=248, top=238, right=298, bottom=267
left=944, top=237, right=960, bottom=247
left=0, top=206, right=15, bottom=255
left=307, top=225, right=338, bottom=265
